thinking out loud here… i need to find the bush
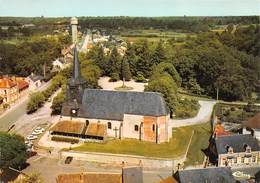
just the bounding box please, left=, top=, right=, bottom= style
left=109, top=73, right=120, bottom=82
left=134, top=72, right=146, bottom=83
left=51, top=136, right=79, bottom=144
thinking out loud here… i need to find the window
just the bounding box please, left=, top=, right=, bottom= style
left=134, top=125, right=139, bottom=131
left=233, top=158, right=237, bottom=164
left=108, top=122, right=112, bottom=129
left=152, top=124, right=155, bottom=132
left=86, top=120, right=89, bottom=126
left=241, top=157, right=245, bottom=163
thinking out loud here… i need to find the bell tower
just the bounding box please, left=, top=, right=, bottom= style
left=67, top=46, right=86, bottom=105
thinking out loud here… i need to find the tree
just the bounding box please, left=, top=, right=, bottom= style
left=81, top=59, right=102, bottom=88
left=121, top=58, right=132, bottom=81
left=145, top=73, right=178, bottom=116
left=151, top=40, right=167, bottom=65
left=51, top=91, right=65, bottom=115
left=151, top=62, right=181, bottom=86
left=134, top=40, right=152, bottom=78
left=124, top=42, right=137, bottom=76
left=0, top=132, right=27, bottom=170
left=107, top=47, right=121, bottom=76
left=26, top=92, right=45, bottom=114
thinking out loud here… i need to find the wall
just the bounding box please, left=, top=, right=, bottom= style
left=61, top=150, right=186, bottom=170
left=123, top=114, right=143, bottom=140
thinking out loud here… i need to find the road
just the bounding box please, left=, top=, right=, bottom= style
left=0, top=81, right=51, bottom=131
left=170, top=100, right=216, bottom=128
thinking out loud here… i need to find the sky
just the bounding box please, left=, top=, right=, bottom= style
left=0, top=0, right=259, bottom=17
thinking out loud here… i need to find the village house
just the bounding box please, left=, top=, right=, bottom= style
left=52, top=58, right=69, bottom=71
left=26, top=73, right=44, bottom=91
left=55, top=47, right=171, bottom=143
left=208, top=134, right=260, bottom=167
left=243, top=113, right=260, bottom=141
left=0, top=77, right=19, bottom=104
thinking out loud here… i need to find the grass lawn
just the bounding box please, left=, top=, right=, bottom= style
left=72, top=122, right=212, bottom=160
left=184, top=122, right=212, bottom=167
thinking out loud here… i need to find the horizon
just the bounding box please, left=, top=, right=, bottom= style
left=0, top=0, right=259, bottom=17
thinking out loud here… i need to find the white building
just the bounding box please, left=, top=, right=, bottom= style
left=71, top=17, right=78, bottom=44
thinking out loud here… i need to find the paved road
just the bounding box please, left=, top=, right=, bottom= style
left=170, top=100, right=216, bottom=128
left=0, top=81, right=51, bottom=131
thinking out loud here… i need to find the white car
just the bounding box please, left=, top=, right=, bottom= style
left=34, top=127, right=45, bottom=133
left=26, top=135, right=37, bottom=140
left=32, top=131, right=42, bottom=135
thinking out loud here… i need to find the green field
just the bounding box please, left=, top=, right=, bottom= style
left=72, top=122, right=211, bottom=163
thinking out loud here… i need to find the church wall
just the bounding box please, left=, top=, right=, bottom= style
left=143, top=116, right=157, bottom=143
left=122, top=114, right=143, bottom=140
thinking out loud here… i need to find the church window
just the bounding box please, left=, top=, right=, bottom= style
left=152, top=124, right=155, bottom=132
left=134, top=125, right=139, bottom=131
left=108, top=122, right=112, bottom=129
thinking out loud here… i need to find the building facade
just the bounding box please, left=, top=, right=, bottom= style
left=0, top=77, right=19, bottom=104
left=209, top=134, right=260, bottom=167
left=60, top=47, right=171, bottom=143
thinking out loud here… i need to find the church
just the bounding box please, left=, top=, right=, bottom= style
left=59, top=47, right=171, bottom=143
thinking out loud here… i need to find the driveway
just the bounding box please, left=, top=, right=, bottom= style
left=170, top=100, right=216, bottom=128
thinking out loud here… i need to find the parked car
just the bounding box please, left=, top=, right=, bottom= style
left=32, top=131, right=42, bottom=135
left=34, top=127, right=45, bottom=133
left=65, top=156, right=73, bottom=164
left=26, top=135, right=37, bottom=140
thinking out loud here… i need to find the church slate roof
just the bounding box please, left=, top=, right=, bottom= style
left=62, top=89, right=169, bottom=121
left=215, top=134, right=259, bottom=155
left=174, top=167, right=236, bottom=183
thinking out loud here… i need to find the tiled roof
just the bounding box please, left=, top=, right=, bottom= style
left=244, top=113, right=260, bottom=129
left=0, top=78, right=16, bottom=88
left=16, top=79, right=29, bottom=90
left=50, top=121, right=85, bottom=134
left=159, top=176, right=178, bottom=183
left=175, top=167, right=236, bottom=183
left=85, top=123, right=107, bottom=138
left=215, top=134, right=259, bottom=155
left=62, top=89, right=169, bottom=121
left=56, top=172, right=122, bottom=183
left=122, top=166, right=143, bottom=183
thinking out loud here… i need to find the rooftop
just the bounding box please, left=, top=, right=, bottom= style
left=175, top=167, right=236, bottom=183
left=0, top=78, right=17, bottom=88
left=56, top=172, right=122, bottom=183
left=62, top=89, right=169, bottom=121
left=215, top=134, right=259, bottom=155
left=50, top=121, right=85, bottom=134
left=85, top=123, right=107, bottom=138
left=244, top=113, right=260, bottom=129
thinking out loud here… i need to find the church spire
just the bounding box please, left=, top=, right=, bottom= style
left=73, top=46, right=81, bottom=80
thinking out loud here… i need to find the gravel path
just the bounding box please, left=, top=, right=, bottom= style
left=98, top=77, right=147, bottom=92
left=170, top=100, right=216, bottom=128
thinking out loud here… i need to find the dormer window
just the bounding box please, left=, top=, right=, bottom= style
left=226, top=145, right=233, bottom=154
left=244, top=144, right=251, bottom=153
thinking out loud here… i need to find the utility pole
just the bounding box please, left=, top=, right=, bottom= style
left=216, top=87, right=219, bottom=102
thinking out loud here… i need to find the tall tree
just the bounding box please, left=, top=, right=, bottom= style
left=121, top=58, right=132, bottom=81
left=151, top=40, right=167, bottom=65
left=135, top=40, right=152, bottom=78
left=0, top=132, right=27, bottom=170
